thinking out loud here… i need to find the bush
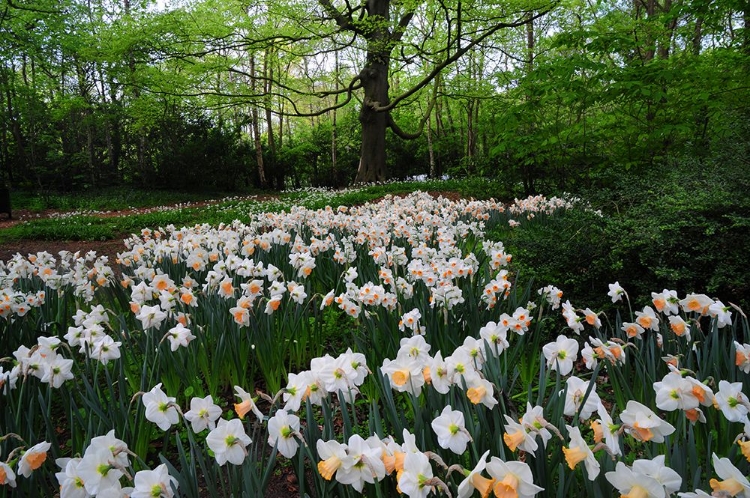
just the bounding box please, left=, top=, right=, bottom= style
left=492, top=159, right=750, bottom=312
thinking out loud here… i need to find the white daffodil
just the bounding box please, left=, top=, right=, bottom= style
left=206, top=418, right=252, bottom=466
left=542, top=335, right=579, bottom=376
left=142, top=383, right=179, bottom=431
left=267, top=410, right=301, bottom=458
left=562, top=425, right=599, bottom=481
left=714, top=380, right=750, bottom=423
left=431, top=405, right=472, bottom=454
left=130, top=464, right=178, bottom=498
left=620, top=400, right=675, bottom=443
left=183, top=395, right=222, bottom=433
left=485, top=456, right=544, bottom=497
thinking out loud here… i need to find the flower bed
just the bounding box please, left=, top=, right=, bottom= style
left=0, top=191, right=747, bottom=497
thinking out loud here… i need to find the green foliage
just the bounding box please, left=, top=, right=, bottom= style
left=10, top=187, right=239, bottom=212
left=489, top=158, right=750, bottom=311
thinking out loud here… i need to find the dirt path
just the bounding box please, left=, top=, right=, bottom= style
left=0, top=196, right=276, bottom=263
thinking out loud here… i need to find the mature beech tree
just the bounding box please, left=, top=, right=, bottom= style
left=134, top=0, right=556, bottom=183
left=314, top=0, right=556, bottom=182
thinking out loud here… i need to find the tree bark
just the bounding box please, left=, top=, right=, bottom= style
left=249, top=54, right=267, bottom=187
left=427, top=113, right=436, bottom=178
left=354, top=60, right=390, bottom=183
left=353, top=0, right=392, bottom=184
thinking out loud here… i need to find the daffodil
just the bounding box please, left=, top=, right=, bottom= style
left=605, top=461, right=667, bottom=498
left=205, top=418, right=252, bottom=466
left=183, top=395, right=222, bottom=433
left=542, top=335, right=579, bottom=376
left=563, top=376, right=601, bottom=420
left=130, top=464, right=178, bottom=498
left=714, top=380, right=750, bottom=423
left=562, top=425, right=599, bottom=480
left=431, top=405, right=472, bottom=454
left=233, top=385, right=265, bottom=421
left=653, top=371, right=699, bottom=412
left=335, top=434, right=385, bottom=492
left=267, top=410, right=301, bottom=458
left=142, top=383, right=179, bottom=431
left=485, top=456, right=544, bottom=497
left=397, top=451, right=434, bottom=498
left=709, top=453, right=750, bottom=496
left=457, top=450, right=494, bottom=498
left=18, top=441, right=51, bottom=477
left=620, top=400, right=675, bottom=443
left=608, top=282, right=625, bottom=303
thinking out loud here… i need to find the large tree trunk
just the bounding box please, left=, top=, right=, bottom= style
left=353, top=0, right=391, bottom=184
left=354, top=58, right=390, bottom=183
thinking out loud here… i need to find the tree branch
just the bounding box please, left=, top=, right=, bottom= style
left=387, top=75, right=438, bottom=140
left=370, top=4, right=557, bottom=113
left=318, top=0, right=363, bottom=35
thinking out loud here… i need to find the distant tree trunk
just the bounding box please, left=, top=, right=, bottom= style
left=3, top=71, right=26, bottom=179
left=522, top=14, right=537, bottom=195
left=124, top=0, right=147, bottom=184
left=427, top=113, right=436, bottom=178
left=263, top=49, right=279, bottom=188
left=250, top=55, right=267, bottom=187
left=331, top=51, right=339, bottom=185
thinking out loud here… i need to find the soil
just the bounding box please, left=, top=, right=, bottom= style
left=0, top=190, right=467, bottom=264
left=0, top=195, right=279, bottom=264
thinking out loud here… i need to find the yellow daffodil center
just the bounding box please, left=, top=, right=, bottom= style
left=26, top=451, right=47, bottom=470
left=631, top=422, right=654, bottom=442
left=503, top=430, right=525, bottom=452
left=422, top=366, right=432, bottom=384
left=562, top=446, right=588, bottom=470
left=622, top=484, right=649, bottom=498
left=493, top=473, right=519, bottom=498
left=590, top=420, right=603, bottom=443
left=467, top=386, right=486, bottom=405
left=738, top=440, right=750, bottom=462
left=687, top=299, right=701, bottom=312
left=317, top=456, right=341, bottom=480
left=235, top=399, right=253, bottom=419
left=392, top=369, right=409, bottom=387
left=471, top=473, right=495, bottom=498
left=685, top=408, right=700, bottom=423
left=710, top=477, right=744, bottom=496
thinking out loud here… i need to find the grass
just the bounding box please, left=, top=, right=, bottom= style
left=10, top=187, right=252, bottom=212
left=1, top=179, right=512, bottom=242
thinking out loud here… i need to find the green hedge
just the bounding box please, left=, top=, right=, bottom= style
left=491, top=160, right=750, bottom=312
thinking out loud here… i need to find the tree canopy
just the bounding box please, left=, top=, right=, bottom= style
left=1, top=0, right=748, bottom=191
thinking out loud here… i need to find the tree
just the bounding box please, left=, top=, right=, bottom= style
left=316, top=0, right=557, bottom=182
left=133, top=0, right=556, bottom=184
